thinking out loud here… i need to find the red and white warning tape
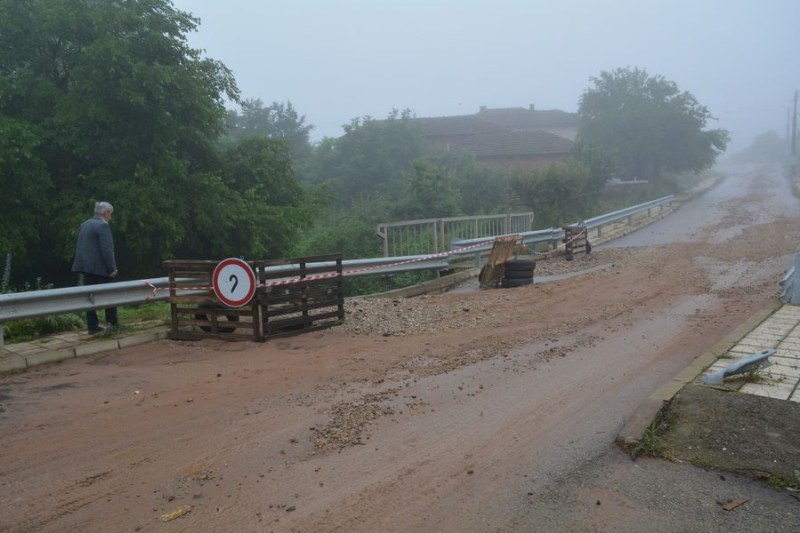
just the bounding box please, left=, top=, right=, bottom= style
left=145, top=236, right=516, bottom=298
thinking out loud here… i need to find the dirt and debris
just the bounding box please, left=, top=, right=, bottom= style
left=1, top=167, right=799, bottom=532
left=657, top=384, right=800, bottom=485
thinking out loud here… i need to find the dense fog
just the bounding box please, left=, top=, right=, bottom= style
left=171, top=0, right=798, bottom=152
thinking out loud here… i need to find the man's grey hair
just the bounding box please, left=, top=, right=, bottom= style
left=94, top=201, right=114, bottom=215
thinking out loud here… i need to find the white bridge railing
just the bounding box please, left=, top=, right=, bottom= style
left=376, top=212, right=535, bottom=257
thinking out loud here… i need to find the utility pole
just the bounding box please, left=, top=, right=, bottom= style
left=793, top=90, right=798, bottom=176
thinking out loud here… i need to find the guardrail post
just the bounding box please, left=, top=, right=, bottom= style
left=0, top=322, right=5, bottom=349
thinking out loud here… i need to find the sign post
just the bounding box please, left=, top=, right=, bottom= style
left=212, top=258, right=256, bottom=307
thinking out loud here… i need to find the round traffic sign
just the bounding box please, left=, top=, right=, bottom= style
left=212, top=258, right=256, bottom=307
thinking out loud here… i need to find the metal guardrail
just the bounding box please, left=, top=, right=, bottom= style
left=0, top=257, right=449, bottom=347
left=450, top=195, right=675, bottom=261
left=582, top=196, right=674, bottom=237
left=0, top=196, right=674, bottom=348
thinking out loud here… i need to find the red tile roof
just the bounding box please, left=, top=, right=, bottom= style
left=410, top=106, right=577, bottom=158
left=450, top=130, right=574, bottom=157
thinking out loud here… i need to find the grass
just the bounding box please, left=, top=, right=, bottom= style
left=631, top=419, right=670, bottom=459
left=3, top=302, right=170, bottom=344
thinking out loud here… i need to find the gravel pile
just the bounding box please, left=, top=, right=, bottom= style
left=334, top=248, right=638, bottom=337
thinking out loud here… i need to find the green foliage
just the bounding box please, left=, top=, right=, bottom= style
left=0, top=0, right=239, bottom=284
left=304, top=109, right=430, bottom=208
left=2, top=253, right=11, bottom=293
left=510, top=160, right=601, bottom=228
left=578, top=67, right=729, bottom=181
left=295, top=196, right=385, bottom=259
left=0, top=117, right=52, bottom=269
left=4, top=313, right=85, bottom=343
left=445, top=153, right=519, bottom=214
left=223, top=99, right=313, bottom=161
left=631, top=420, right=669, bottom=459
left=343, top=271, right=437, bottom=297
left=0, top=272, right=84, bottom=342
left=174, top=137, right=310, bottom=261
left=393, top=159, right=462, bottom=219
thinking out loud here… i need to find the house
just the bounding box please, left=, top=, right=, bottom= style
left=414, top=105, right=579, bottom=171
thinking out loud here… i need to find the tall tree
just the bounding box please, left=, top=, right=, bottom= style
left=305, top=109, right=431, bottom=208
left=578, top=67, right=729, bottom=181
left=224, top=99, right=313, bottom=161
left=0, top=0, right=239, bottom=283
left=393, top=159, right=462, bottom=220
left=511, top=160, right=597, bottom=228
left=178, top=137, right=311, bottom=260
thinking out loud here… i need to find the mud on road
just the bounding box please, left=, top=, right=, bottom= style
left=2, top=168, right=800, bottom=532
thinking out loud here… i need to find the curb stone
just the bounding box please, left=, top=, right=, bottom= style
left=0, top=328, right=170, bottom=374
left=616, top=298, right=784, bottom=451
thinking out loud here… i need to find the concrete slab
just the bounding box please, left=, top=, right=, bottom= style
left=118, top=332, right=164, bottom=348
left=691, top=351, right=719, bottom=368
left=672, top=365, right=704, bottom=383
left=740, top=382, right=793, bottom=400
left=616, top=397, right=665, bottom=449
left=2, top=343, right=44, bottom=355
left=651, top=379, right=687, bottom=401
left=0, top=353, right=26, bottom=373
left=765, top=362, right=800, bottom=379
left=25, top=349, right=75, bottom=367
left=74, top=339, right=120, bottom=357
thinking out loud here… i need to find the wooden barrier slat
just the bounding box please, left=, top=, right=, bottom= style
left=163, top=254, right=343, bottom=342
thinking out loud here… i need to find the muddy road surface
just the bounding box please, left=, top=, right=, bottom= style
left=2, top=165, right=799, bottom=532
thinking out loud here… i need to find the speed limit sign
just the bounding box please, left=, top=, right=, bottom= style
left=212, top=258, right=256, bottom=307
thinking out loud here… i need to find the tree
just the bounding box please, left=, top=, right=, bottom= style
left=304, top=109, right=431, bottom=208
left=578, top=67, right=729, bottom=181
left=0, top=117, right=51, bottom=264
left=392, top=159, right=462, bottom=220
left=214, top=137, right=310, bottom=259
left=295, top=195, right=386, bottom=259
left=439, top=152, right=518, bottom=215
left=510, top=160, right=597, bottom=228
left=224, top=99, right=313, bottom=161
left=0, top=0, right=239, bottom=283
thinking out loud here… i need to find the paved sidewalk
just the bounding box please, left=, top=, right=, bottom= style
left=618, top=299, right=800, bottom=446
left=0, top=326, right=168, bottom=373
left=703, top=303, right=800, bottom=401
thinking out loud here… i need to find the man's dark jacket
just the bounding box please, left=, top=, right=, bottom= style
left=71, top=216, right=117, bottom=276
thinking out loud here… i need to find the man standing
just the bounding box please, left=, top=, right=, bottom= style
left=72, top=201, right=119, bottom=334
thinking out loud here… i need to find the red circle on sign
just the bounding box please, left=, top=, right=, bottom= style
left=212, top=258, right=256, bottom=307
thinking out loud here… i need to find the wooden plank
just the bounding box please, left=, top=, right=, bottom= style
left=263, top=300, right=341, bottom=318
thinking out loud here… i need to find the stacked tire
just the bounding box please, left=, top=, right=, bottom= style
left=501, top=259, right=535, bottom=288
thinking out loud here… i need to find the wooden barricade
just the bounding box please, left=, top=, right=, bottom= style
left=163, top=260, right=262, bottom=342
left=563, top=224, right=591, bottom=261
left=479, top=235, right=520, bottom=288
left=256, top=254, right=344, bottom=338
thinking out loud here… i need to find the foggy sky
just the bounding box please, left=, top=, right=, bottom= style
left=171, top=0, right=799, bottom=153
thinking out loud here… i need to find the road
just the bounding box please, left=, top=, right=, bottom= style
left=1, top=164, right=799, bottom=532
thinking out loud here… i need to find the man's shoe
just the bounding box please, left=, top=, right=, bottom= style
left=88, top=327, right=106, bottom=336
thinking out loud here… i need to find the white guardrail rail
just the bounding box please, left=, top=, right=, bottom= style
left=0, top=196, right=674, bottom=347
